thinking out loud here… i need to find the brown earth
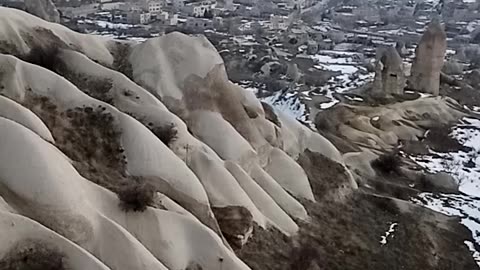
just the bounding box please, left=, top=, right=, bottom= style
left=237, top=150, right=479, bottom=270
left=440, top=83, right=480, bottom=108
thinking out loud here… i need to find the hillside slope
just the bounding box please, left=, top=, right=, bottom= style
left=0, top=7, right=478, bottom=270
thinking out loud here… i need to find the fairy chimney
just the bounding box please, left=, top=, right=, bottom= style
left=408, top=19, right=447, bottom=96
left=25, top=0, right=61, bottom=23
left=372, top=46, right=406, bottom=95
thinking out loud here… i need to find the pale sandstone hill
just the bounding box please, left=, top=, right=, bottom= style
left=0, top=7, right=355, bottom=270
left=0, top=7, right=478, bottom=270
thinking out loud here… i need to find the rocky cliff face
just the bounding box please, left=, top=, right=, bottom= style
left=409, top=19, right=447, bottom=96
left=0, top=8, right=478, bottom=270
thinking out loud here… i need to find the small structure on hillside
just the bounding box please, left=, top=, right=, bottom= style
left=408, top=19, right=447, bottom=96
left=372, top=46, right=406, bottom=96
left=127, top=10, right=151, bottom=24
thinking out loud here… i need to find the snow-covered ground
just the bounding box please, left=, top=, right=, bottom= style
left=380, top=222, right=398, bottom=246
left=242, top=83, right=312, bottom=126
left=309, top=51, right=373, bottom=109
left=261, top=90, right=308, bottom=122
left=79, top=19, right=135, bottom=30
left=409, top=116, right=480, bottom=266
left=411, top=117, right=480, bottom=194
left=244, top=51, right=373, bottom=124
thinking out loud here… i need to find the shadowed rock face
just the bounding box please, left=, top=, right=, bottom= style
left=213, top=206, right=254, bottom=250
left=372, top=46, right=406, bottom=96
left=25, top=0, right=60, bottom=23
left=409, top=19, right=447, bottom=96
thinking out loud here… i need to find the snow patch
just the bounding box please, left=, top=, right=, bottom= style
left=380, top=222, right=398, bottom=245
left=465, top=241, right=480, bottom=267
left=410, top=117, right=480, bottom=264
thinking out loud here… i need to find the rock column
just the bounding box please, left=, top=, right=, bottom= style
left=409, top=19, right=447, bottom=96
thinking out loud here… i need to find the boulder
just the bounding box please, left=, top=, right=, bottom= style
left=421, top=172, right=459, bottom=193
left=442, top=59, right=463, bottom=75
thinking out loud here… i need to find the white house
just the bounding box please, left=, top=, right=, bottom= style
left=186, top=17, right=213, bottom=31
left=183, top=0, right=216, bottom=17
left=270, top=15, right=288, bottom=30
left=127, top=10, right=151, bottom=24
left=157, top=11, right=168, bottom=22
left=156, top=11, right=178, bottom=25
left=169, top=13, right=179, bottom=25
left=148, top=0, right=163, bottom=16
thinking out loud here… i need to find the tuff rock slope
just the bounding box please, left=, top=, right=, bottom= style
left=0, top=7, right=353, bottom=270
left=0, top=7, right=478, bottom=270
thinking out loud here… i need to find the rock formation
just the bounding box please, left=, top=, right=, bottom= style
left=0, top=7, right=478, bottom=270
left=372, top=46, right=406, bottom=96
left=395, top=41, right=407, bottom=57
left=409, top=19, right=447, bottom=96
left=0, top=7, right=355, bottom=270
left=286, top=62, right=301, bottom=83
left=25, top=0, right=60, bottom=23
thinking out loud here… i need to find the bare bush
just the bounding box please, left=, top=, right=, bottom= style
left=0, top=242, right=66, bottom=270
left=372, top=152, right=402, bottom=175
left=23, top=45, right=60, bottom=72
left=118, top=182, right=155, bottom=212
left=152, top=123, right=178, bottom=147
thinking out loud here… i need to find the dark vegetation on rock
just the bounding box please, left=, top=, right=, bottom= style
left=111, top=41, right=134, bottom=79
left=22, top=45, right=61, bottom=72
left=0, top=241, right=66, bottom=270
left=371, top=151, right=402, bottom=175
left=118, top=181, right=155, bottom=212
left=22, top=92, right=133, bottom=197
left=151, top=123, right=179, bottom=147
left=423, top=125, right=470, bottom=153
left=237, top=150, right=477, bottom=270
left=298, top=150, right=350, bottom=200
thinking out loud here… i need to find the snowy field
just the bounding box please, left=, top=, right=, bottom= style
left=245, top=50, right=374, bottom=124
left=78, top=19, right=135, bottom=30
left=409, top=116, right=480, bottom=266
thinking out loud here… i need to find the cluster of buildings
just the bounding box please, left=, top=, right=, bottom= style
left=49, top=0, right=317, bottom=31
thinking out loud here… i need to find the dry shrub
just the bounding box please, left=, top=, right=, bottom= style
left=152, top=123, right=178, bottom=147
left=118, top=182, right=155, bottom=212
left=372, top=152, right=402, bottom=175
left=0, top=242, right=66, bottom=270
left=23, top=45, right=60, bottom=72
